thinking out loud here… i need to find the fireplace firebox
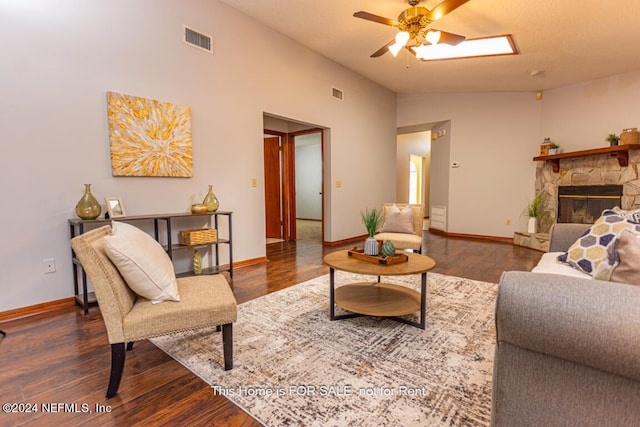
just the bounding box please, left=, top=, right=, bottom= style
left=557, top=185, right=623, bottom=224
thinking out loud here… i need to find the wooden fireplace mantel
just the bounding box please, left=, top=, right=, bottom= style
left=533, top=144, right=640, bottom=172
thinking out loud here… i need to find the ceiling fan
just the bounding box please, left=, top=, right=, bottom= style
left=354, top=0, right=470, bottom=58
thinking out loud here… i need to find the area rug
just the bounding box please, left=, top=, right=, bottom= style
left=151, top=271, right=498, bottom=426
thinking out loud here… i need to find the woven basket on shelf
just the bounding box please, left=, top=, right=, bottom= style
left=178, top=228, right=218, bottom=245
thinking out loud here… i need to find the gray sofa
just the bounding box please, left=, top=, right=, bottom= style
left=492, top=223, right=640, bottom=427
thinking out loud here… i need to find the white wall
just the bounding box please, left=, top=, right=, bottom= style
left=398, top=71, right=640, bottom=238
left=398, top=92, right=542, bottom=237
left=0, top=0, right=397, bottom=312
left=541, top=70, right=640, bottom=151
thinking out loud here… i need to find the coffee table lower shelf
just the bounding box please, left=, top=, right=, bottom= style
left=334, top=283, right=421, bottom=316
left=330, top=272, right=427, bottom=330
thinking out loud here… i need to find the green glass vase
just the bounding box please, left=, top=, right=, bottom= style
left=193, top=249, right=202, bottom=275
left=202, top=184, right=219, bottom=212
left=75, top=184, right=101, bottom=220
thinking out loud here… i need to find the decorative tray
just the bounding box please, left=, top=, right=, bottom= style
left=347, top=247, right=408, bottom=265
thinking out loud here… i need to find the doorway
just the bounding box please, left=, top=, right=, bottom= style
left=263, top=123, right=324, bottom=244
left=294, top=133, right=323, bottom=242
left=396, top=130, right=431, bottom=219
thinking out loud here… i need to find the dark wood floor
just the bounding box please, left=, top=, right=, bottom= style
left=0, top=232, right=542, bottom=426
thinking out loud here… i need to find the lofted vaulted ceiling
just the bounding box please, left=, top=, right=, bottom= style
left=219, top=0, right=640, bottom=94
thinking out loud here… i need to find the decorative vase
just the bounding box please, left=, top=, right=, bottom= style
left=527, top=217, right=537, bottom=234
left=381, top=240, right=396, bottom=257
left=202, top=184, right=219, bottom=212
left=75, top=184, right=101, bottom=220
left=193, top=249, right=202, bottom=275
left=364, top=236, right=379, bottom=256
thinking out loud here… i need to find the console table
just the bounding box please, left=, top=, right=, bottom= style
left=69, top=211, right=233, bottom=314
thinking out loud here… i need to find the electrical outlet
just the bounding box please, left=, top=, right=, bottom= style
left=44, top=258, right=56, bottom=274
left=505, top=218, right=511, bottom=226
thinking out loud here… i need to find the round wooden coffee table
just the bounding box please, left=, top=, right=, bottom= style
left=323, top=250, right=436, bottom=329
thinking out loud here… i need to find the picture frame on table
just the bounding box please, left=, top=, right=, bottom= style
left=105, top=197, right=127, bottom=219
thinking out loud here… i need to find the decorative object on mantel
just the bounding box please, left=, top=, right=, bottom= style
left=190, top=203, right=208, bottom=214
left=75, top=184, right=101, bottom=220
left=107, top=91, right=193, bottom=177
left=525, top=192, right=544, bottom=233
left=620, top=128, right=639, bottom=145
left=539, top=137, right=553, bottom=156
left=360, top=207, right=381, bottom=256
left=547, top=142, right=560, bottom=155
left=606, top=133, right=620, bottom=146
left=202, top=184, right=220, bottom=212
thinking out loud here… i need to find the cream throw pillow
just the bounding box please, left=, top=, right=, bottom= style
left=104, top=221, right=180, bottom=303
left=610, top=230, right=640, bottom=286
left=381, top=204, right=415, bottom=234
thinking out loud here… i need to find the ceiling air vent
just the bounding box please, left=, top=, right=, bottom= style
left=331, top=87, right=344, bottom=101
left=184, top=26, right=213, bottom=54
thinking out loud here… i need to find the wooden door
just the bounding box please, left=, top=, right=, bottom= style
left=264, top=136, right=282, bottom=239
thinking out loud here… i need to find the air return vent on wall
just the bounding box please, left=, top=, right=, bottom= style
left=184, top=26, right=213, bottom=54
left=331, top=87, right=344, bottom=101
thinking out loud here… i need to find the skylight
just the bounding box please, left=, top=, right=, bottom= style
left=411, top=35, right=517, bottom=61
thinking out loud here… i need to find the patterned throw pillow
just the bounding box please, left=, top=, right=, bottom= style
left=613, top=206, right=640, bottom=223
left=558, top=209, right=640, bottom=276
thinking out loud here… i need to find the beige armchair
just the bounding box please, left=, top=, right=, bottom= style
left=70, top=225, right=237, bottom=398
left=374, top=203, right=424, bottom=253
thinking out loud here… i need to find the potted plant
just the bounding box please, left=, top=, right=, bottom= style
left=360, top=207, right=381, bottom=256
left=547, top=143, right=560, bottom=155
left=606, top=133, right=620, bottom=146
left=525, top=192, right=544, bottom=233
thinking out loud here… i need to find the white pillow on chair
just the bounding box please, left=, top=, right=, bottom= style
left=381, top=204, right=415, bottom=234
left=103, top=221, right=180, bottom=303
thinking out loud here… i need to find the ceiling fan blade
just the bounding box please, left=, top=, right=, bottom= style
left=371, top=40, right=395, bottom=58
left=430, top=29, right=466, bottom=45
left=353, top=11, right=399, bottom=27
left=426, top=0, right=470, bottom=22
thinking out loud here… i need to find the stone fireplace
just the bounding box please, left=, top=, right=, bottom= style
left=535, top=149, right=640, bottom=234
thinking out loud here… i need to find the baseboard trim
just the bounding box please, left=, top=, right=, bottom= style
left=428, top=228, right=513, bottom=243
left=1, top=258, right=270, bottom=322
left=323, top=234, right=368, bottom=247
left=233, top=256, right=268, bottom=268
left=0, top=297, right=75, bottom=322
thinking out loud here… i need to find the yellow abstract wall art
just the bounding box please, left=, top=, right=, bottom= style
left=107, top=91, right=193, bottom=177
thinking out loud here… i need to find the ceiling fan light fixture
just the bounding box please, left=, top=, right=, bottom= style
left=414, top=35, right=517, bottom=61
left=389, top=31, right=410, bottom=57
left=425, top=30, right=441, bottom=45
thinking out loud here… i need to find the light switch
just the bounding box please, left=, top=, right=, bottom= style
left=336, top=180, right=342, bottom=188
left=251, top=177, right=257, bottom=187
